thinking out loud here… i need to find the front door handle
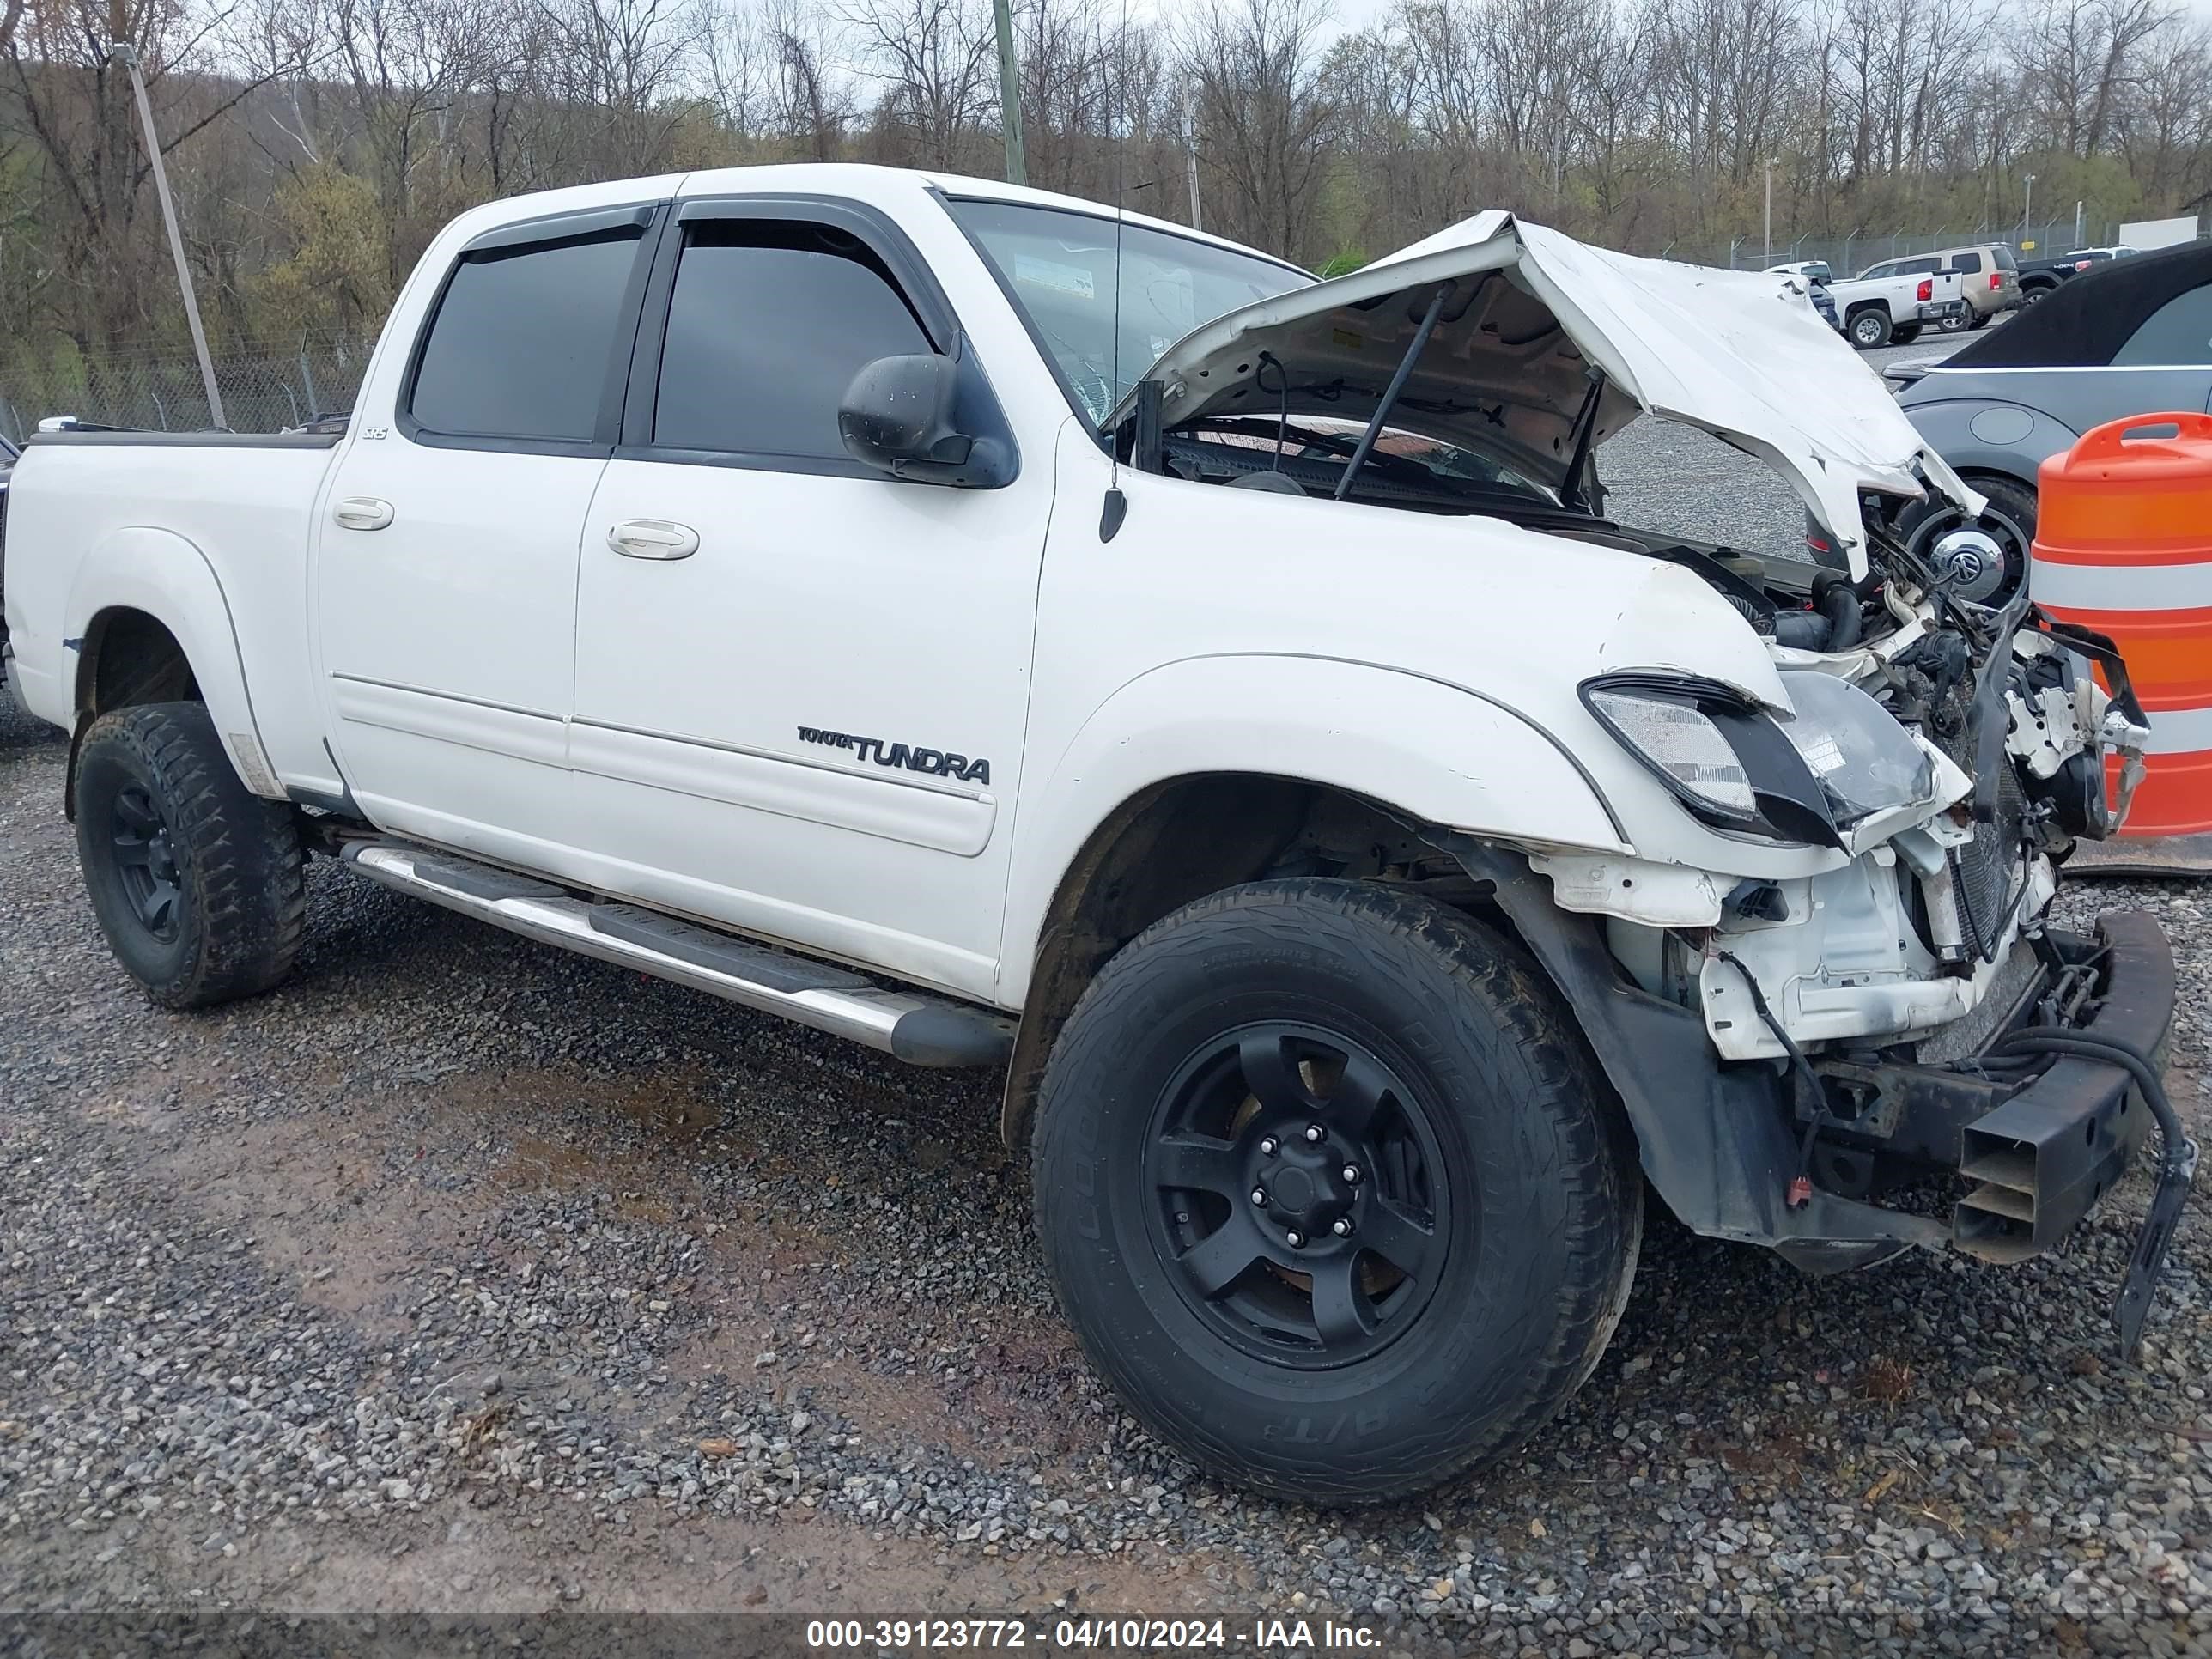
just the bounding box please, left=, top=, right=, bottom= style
left=608, top=519, right=699, bottom=561
left=333, top=496, right=393, bottom=532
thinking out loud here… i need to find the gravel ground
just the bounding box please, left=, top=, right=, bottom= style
left=6, top=346, right=2212, bottom=1654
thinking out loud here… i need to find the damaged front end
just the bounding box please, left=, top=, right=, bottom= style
left=1495, top=547, right=2190, bottom=1353
left=1100, top=208, right=2191, bottom=1346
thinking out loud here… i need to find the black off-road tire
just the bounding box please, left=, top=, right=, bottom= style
left=74, top=702, right=307, bottom=1010
left=1031, top=879, right=1642, bottom=1505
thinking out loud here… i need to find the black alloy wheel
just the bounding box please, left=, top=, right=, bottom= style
left=1146, top=1022, right=1449, bottom=1367
left=108, top=782, right=185, bottom=941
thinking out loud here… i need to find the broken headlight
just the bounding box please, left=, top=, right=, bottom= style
left=1775, top=668, right=1937, bottom=826
left=1581, top=672, right=1842, bottom=848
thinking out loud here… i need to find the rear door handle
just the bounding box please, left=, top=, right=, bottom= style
left=333, top=496, right=393, bottom=532
left=608, top=519, right=699, bottom=561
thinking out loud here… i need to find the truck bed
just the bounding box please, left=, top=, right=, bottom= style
left=1, top=429, right=343, bottom=788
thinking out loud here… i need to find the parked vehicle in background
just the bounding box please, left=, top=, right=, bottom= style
left=1873, top=240, right=2212, bottom=603
left=1826, top=257, right=1968, bottom=349
left=2014, top=246, right=2140, bottom=302
left=0, top=169, right=2186, bottom=1505
left=1765, top=261, right=1843, bottom=331
left=1765, top=258, right=1833, bottom=285
left=1923, top=245, right=2021, bottom=331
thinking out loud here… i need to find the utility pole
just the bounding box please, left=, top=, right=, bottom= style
left=2021, top=173, right=2035, bottom=243
left=1182, top=82, right=1202, bottom=232
left=2075, top=200, right=2084, bottom=248
left=111, top=41, right=225, bottom=430
left=1764, top=157, right=1778, bottom=267
left=989, top=0, right=1025, bottom=187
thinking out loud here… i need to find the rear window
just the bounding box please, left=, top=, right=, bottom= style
left=409, top=227, right=645, bottom=441
left=2114, top=284, right=2212, bottom=367
left=1994, top=246, right=2018, bottom=271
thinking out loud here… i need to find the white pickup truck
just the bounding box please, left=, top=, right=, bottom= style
left=2, top=167, right=2191, bottom=1506
left=1769, top=258, right=1968, bottom=349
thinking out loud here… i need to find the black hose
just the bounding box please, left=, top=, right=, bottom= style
left=1813, top=571, right=1863, bottom=652
left=1715, top=950, right=1830, bottom=1206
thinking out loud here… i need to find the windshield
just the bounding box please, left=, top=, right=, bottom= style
left=945, top=198, right=1310, bottom=426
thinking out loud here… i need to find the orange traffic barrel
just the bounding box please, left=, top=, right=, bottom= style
left=2029, top=411, right=2212, bottom=836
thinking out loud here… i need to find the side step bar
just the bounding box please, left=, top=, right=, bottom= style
left=340, top=842, right=1014, bottom=1067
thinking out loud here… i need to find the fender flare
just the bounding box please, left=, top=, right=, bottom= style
left=64, top=526, right=283, bottom=802
left=996, top=653, right=1629, bottom=1006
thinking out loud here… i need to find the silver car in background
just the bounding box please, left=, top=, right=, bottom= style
left=1872, top=240, right=2212, bottom=604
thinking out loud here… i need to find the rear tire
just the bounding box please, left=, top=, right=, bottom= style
left=74, top=702, right=307, bottom=1010
left=1849, top=307, right=1892, bottom=349
left=1031, top=879, right=1642, bottom=1505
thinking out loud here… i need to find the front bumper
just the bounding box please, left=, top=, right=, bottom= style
left=1950, top=914, right=2170, bottom=1259
left=1445, top=844, right=2193, bottom=1352
left=1804, top=912, right=2194, bottom=1348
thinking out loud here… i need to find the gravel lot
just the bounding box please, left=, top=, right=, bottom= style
left=5, top=331, right=2211, bottom=1655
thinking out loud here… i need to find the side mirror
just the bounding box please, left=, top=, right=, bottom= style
left=838, top=352, right=1012, bottom=488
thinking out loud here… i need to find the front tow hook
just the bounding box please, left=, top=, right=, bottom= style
left=2118, top=1135, right=2199, bottom=1356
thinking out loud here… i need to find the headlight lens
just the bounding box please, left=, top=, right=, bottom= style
left=1581, top=672, right=1840, bottom=847
left=1584, top=690, right=1757, bottom=818
left=1776, top=669, right=1936, bottom=825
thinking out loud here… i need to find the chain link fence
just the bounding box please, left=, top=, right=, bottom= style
left=0, top=337, right=375, bottom=445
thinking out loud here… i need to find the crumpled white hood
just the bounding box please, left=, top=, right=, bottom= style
left=1121, top=210, right=1980, bottom=577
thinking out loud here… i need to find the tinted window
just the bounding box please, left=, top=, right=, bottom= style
left=1896, top=257, right=1941, bottom=276
left=410, top=228, right=643, bottom=441
left=1948, top=252, right=1984, bottom=273
left=653, top=222, right=931, bottom=459
left=1994, top=246, right=2018, bottom=271
left=2114, top=284, right=2212, bottom=366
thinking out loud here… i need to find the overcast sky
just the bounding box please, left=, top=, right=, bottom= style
left=1304, top=0, right=2212, bottom=37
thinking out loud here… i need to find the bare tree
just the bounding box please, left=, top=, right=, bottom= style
left=1181, top=0, right=1340, bottom=260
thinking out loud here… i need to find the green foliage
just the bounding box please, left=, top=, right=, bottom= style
left=1316, top=249, right=1369, bottom=277
left=250, top=167, right=397, bottom=341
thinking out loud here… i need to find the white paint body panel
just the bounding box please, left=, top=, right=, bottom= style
left=1133, top=211, right=1983, bottom=572
left=0, top=165, right=2044, bottom=1060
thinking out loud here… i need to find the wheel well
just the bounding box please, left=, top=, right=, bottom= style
left=998, top=775, right=1486, bottom=1146
left=78, top=607, right=199, bottom=716
left=1957, top=466, right=2037, bottom=497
